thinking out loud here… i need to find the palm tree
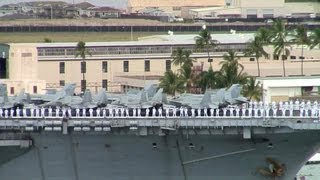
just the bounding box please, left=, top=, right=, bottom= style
left=159, top=70, right=185, bottom=96
left=245, top=36, right=268, bottom=77
left=256, top=27, right=271, bottom=44
left=219, top=50, right=247, bottom=88
left=195, top=27, right=218, bottom=66
left=242, top=77, right=262, bottom=101
left=199, top=66, right=221, bottom=91
left=75, top=41, right=92, bottom=92
left=171, top=47, right=185, bottom=67
left=310, top=28, right=320, bottom=49
left=270, top=19, right=290, bottom=77
left=290, top=25, right=309, bottom=75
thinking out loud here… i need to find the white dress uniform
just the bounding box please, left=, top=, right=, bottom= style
left=16, top=107, right=20, bottom=117
left=145, top=108, right=149, bottom=117
left=158, top=108, right=162, bottom=117
left=76, top=108, right=80, bottom=117
left=165, top=108, right=170, bottom=117
left=48, top=107, right=53, bottom=117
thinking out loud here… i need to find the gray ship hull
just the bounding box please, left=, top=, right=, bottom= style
left=0, top=130, right=319, bottom=180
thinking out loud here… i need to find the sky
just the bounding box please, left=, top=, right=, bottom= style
left=0, top=0, right=128, bottom=9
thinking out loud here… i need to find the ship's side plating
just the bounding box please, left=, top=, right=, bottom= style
left=0, top=127, right=319, bottom=180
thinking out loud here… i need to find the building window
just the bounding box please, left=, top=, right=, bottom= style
left=81, top=61, right=86, bottom=73
left=33, top=86, right=37, bottom=94
left=102, top=79, right=108, bottom=90
left=59, top=62, right=65, bottom=74
left=123, top=61, right=129, bottom=72
left=60, top=80, right=65, bottom=87
left=81, top=80, right=86, bottom=92
left=145, top=60, right=150, bottom=72
left=10, top=87, right=14, bottom=95
left=102, top=61, right=108, bottom=73
left=173, top=7, right=181, bottom=11
left=166, top=60, right=171, bottom=71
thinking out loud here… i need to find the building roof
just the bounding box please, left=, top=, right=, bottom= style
left=138, top=33, right=254, bottom=44
left=88, top=6, right=120, bottom=12
left=74, top=2, right=95, bottom=10
left=6, top=33, right=255, bottom=48
left=128, top=0, right=225, bottom=8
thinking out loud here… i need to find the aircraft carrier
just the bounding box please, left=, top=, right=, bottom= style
left=0, top=105, right=319, bottom=180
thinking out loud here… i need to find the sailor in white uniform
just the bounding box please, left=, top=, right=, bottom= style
left=88, top=108, right=93, bottom=117
left=272, top=101, right=277, bottom=117
left=179, top=107, right=184, bottom=117
left=120, top=108, right=125, bottom=117
left=0, top=108, right=2, bottom=118
left=152, top=107, right=156, bottom=117
left=313, top=101, right=319, bottom=117
left=35, top=107, right=40, bottom=117
left=300, top=101, right=305, bottom=117
left=223, top=108, right=227, bottom=117
left=56, top=107, right=61, bottom=117
left=165, top=108, right=170, bottom=117
left=67, top=108, right=71, bottom=118
left=125, top=108, right=129, bottom=117
left=216, top=108, right=220, bottom=117
left=229, top=107, right=234, bottom=117
left=137, top=108, right=141, bottom=117
left=16, top=107, right=20, bottom=117
left=210, top=108, right=214, bottom=117
left=61, top=107, right=66, bottom=117
left=102, top=108, right=106, bottom=117
left=184, top=107, right=188, bottom=117
left=132, top=108, right=136, bottom=117
left=109, top=108, right=113, bottom=117
left=76, top=108, right=80, bottom=117
left=197, top=108, right=201, bottom=117
left=294, top=100, right=300, bottom=110
left=172, top=107, right=176, bottom=117
left=48, top=107, right=53, bottom=117
left=158, top=108, right=162, bottom=117
left=115, top=108, right=119, bottom=117
left=191, top=108, right=195, bottom=117
left=23, top=108, right=27, bottom=117
left=41, top=107, right=45, bottom=117
left=204, top=108, right=208, bottom=117
left=4, top=109, right=8, bottom=118
left=10, top=109, right=14, bottom=117
left=264, top=102, right=270, bottom=118
left=96, top=108, right=101, bottom=117
left=82, top=108, right=86, bottom=117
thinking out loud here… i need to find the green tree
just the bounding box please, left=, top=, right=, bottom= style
left=310, top=28, right=320, bottom=49
left=270, top=19, right=290, bottom=77
left=159, top=70, right=185, bottom=96
left=242, top=77, right=262, bottom=101
left=195, top=27, right=218, bottom=66
left=256, top=27, right=271, bottom=44
left=43, top=38, right=52, bottom=43
left=199, top=66, right=221, bottom=91
left=219, top=50, right=247, bottom=88
left=245, top=36, right=268, bottom=77
left=75, top=41, right=92, bottom=92
left=290, top=25, right=309, bottom=75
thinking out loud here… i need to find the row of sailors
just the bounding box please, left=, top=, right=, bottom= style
left=249, top=100, right=320, bottom=110
left=0, top=106, right=319, bottom=118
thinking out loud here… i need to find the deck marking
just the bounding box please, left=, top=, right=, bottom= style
left=183, top=148, right=256, bottom=165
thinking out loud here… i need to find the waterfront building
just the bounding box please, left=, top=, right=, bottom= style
left=0, top=33, right=319, bottom=98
